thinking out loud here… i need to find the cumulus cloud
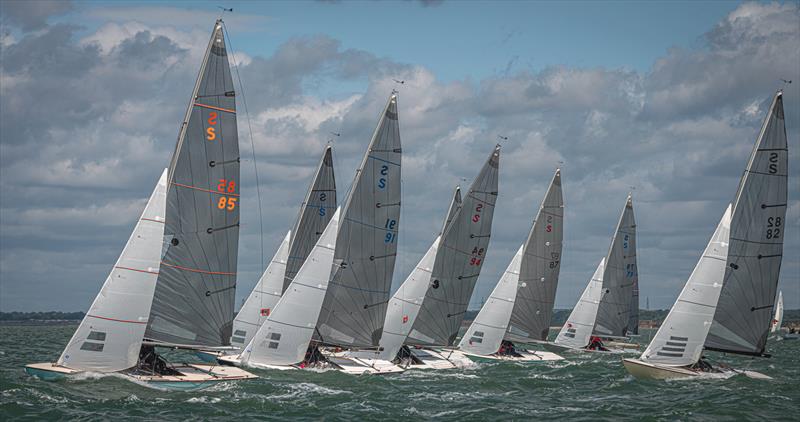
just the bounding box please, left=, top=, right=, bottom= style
left=0, top=2, right=798, bottom=312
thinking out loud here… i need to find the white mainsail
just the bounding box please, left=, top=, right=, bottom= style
left=230, top=232, right=290, bottom=348
left=459, top=246, right=524, bottom=356
left=58, top=170, right=168, bottom=372
left=554, top=258, right=606, bottom=349
left=241, top=209, right=340, bottom=367
left=639, top=206, right=732, bottom=366
left=771, top=291, right=783, bottom=334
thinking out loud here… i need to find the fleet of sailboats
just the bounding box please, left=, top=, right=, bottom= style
left=22, top=17, right=792, bottom=388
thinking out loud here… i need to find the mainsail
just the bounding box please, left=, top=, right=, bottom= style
left=285, top=146, right=337, bottom=291
left=377, top=186, right=462, bottom=360
left=145, top=20, right=240, bottom=347
left=594, top=194, right=637, bottom=337
left=231, top=146, right=336, bottom=348
left=59, top=170, right=168, bottom=372
left=771, top=291, right=784, bottom=334
left=639, top=206, right=732, bottom=366
left=628, top=275, right=640, bottom=336
left=241, top=209, right=341, bottom=366
left=507, top=168, right=564, bottom=342
left=554, top=258, right=606, bottom=349
left=408, top=145, right=501, bottom=347
left=316, top=94, right=402, bottom=347
left=706, top=91, right=788, bottom=356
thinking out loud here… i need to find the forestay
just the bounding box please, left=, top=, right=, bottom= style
left=640, top=206, right=732, bottom=366
left=316, top=95, right=402, bottom=348
left=507, top=168, right=564, bottom=342
left=285, top=146, right=337, bottom=291
left=59, top=170, right=168, bottom=372
left=554, top=259, right=606, bottom=349
left=230, top=232, right=290, bottom=348
left=594, top=195, right=637, bottom=337
left=241, top=209, right=340, bottom=366
left=145, top=20, right=241, bottom=348
left=459, top=246, right=524, bottom=356
left=409, top=145, right=500, bottom=347
left=706, top=91, right=788, bottom=356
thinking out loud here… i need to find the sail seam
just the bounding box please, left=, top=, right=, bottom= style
left=160, top=261, right=236, bottom=276
left=115, top=266, right=159, bottom=275
left=193, top=102, right=236, bottom=114
left=172, top=182, right=240, bottom=197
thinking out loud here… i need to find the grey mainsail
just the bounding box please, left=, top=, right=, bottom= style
left=507, top=168, right=564, bottom=342
left=315, top=94, right=402, bottom=347
left=284, top=146, right=337, bottom=291
left=628, top=274, right=640, bottom=335
left=705, top=91, right=788, bottom=356
left=145, top=20, right=240, bottom=347
left=594, top=194, right=637, bottom=338
left=408, top=145, right=500, bottom=346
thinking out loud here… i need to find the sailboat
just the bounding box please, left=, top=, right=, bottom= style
left=221, top=93, right=404, bottom=374
left=770, top=291, right=783, bottom=337
left=338, top=185, right=462, bottom=370
left=392, top=145, right=501, bottom=369
left=196, top=146, right=336, bottom=362
left=26, top=19, right=259, bottom=389
left=457, top=168, right=565, bottom=362
left=547, top=194, right=638, bottom=354
left=623, top=90, right=787, bottom=380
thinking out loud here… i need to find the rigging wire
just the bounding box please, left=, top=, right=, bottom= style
left=221, top=20, right=266, bottom=273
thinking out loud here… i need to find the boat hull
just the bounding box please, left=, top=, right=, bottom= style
left=402, top=348, right=474, bottom=370
left=327, top=351, right=406, bottom=375
left=622, top=358, right=701, bottom=380
left=25, top=362, right=258, bottom=391
left=460, top=350, right=563, bottom=363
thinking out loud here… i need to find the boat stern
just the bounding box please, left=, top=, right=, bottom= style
left=24, top=362, right=82, bottom=381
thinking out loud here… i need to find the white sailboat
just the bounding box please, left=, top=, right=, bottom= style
left=26, top=20, right=258, bottom=389
left=623, top=90, right=787, bottom=380
left=770, top=291, right=783, bottom=336
left=458, top=168, right=565, bottom=362
left=547, top=194, right=638, bottom=354
left=397, top=145, right=501, bottom=369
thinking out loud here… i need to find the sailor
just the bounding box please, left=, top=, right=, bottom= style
left=587, top=336, right=607, bottom=351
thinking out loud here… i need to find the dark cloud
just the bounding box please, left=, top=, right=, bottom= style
left=0, top=0, right=73, bottom=32
left=0, top=2, right=798, bottom=312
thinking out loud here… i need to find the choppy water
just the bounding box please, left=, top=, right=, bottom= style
left=1, top=324, right=798, bottom=421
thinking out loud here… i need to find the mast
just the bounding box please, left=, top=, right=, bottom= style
left=145, top=20, right=240, bottom=348
left=705, top=91, right=788, bottom=357
left=408, top=145, right=501, bottom=347
left=594, top=194, right=637, bottom=337
left=315, top=94, right=402, bottom=348
left=507, top=168, right=564, bottom=342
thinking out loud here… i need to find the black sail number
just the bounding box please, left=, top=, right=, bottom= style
left=766, top=216, right=782, bottom=239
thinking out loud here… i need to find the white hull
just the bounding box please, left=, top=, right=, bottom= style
left=217, top=354, right=298, bottom=371
left=459, top=349, right=563, bottom=363
left=25, top=362, right=257, bottom=391
left=325, top=351, right=406, bottom=375
left=622, top=358, right=771, bottom=381
left=401, top=348, right=474, bottom=370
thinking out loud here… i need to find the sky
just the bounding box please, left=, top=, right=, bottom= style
left=0, top=0, right=798, bottom=313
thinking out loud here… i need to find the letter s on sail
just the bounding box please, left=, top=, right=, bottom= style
left=206, top=127, right=216, bottom=141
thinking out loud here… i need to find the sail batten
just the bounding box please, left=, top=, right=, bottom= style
left=145, top=20, right=240, bottom=348
left=315, top=95, right=402, bottom=348
left=408, top=145, right=500, bottom=347
left=705, top=91, right=788, bottom=356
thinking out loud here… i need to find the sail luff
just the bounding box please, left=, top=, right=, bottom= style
left=705, top=91, right=788, bottom=356
left=507, top=168, right=564, bottom=342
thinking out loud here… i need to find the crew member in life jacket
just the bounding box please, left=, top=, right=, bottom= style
left=587, top=336, right=608, bottom=351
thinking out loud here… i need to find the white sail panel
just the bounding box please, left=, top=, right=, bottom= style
left=706, top=91, right=788, bottom=356
left=508, top=168, right=564, bottom=342
left=771, top=291, right=783, bottom=333
left=58, top=170, right=168, bottom=372
left=377, top=237, right=440, bottom=360
left=554, top=258, right=605, bottom=349
left=242, top=209, right=340, bottom=366
left=440, top=186, right=463, bottom=235
left=594, top=195, right=637, bottom=337
left=641, top=206, right=732, bottom=366
left=459, top=246, right=524, bottom=356
left=230, top=232, right=290, bottom=348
